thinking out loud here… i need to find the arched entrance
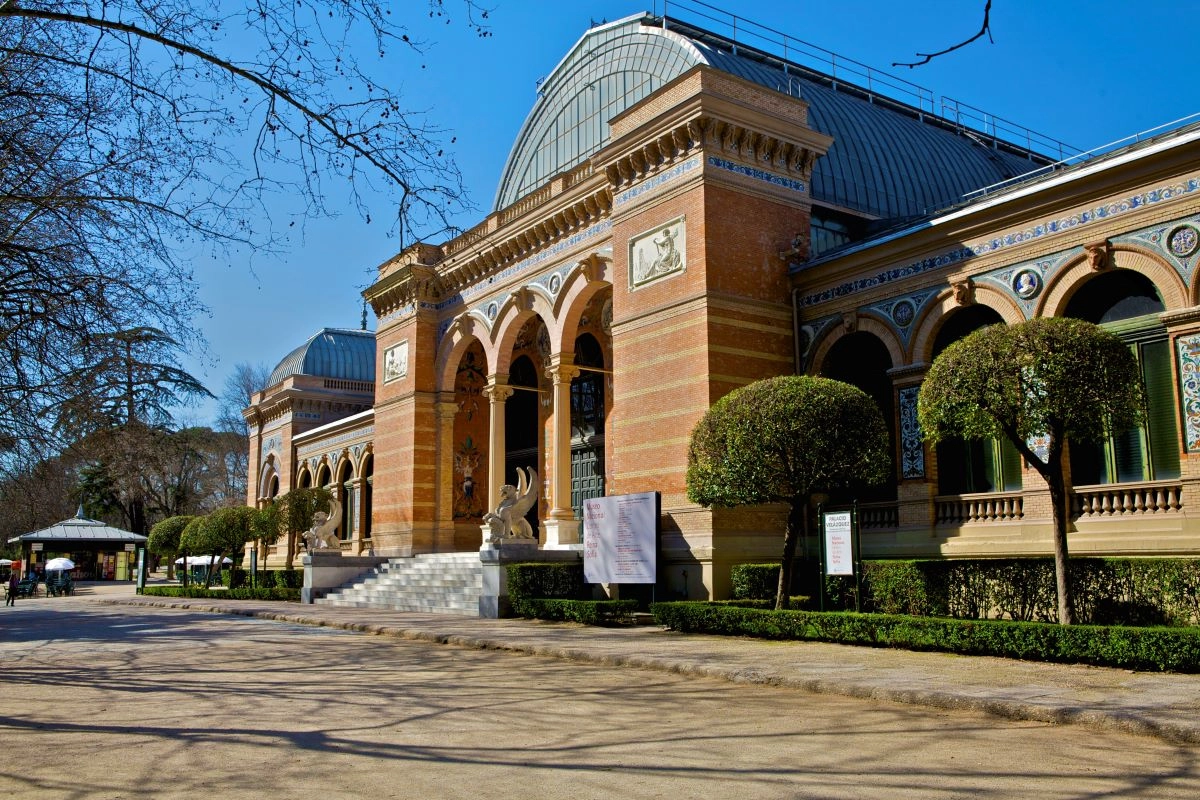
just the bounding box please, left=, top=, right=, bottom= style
left=820, top=331, right=897, bottom=503
left=569, top=331, right=607, bottom=516
left=502, top=315, right=550, bottom=537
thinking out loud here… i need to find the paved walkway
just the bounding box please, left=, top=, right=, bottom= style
left=88, top=587, right=1200, bottom=745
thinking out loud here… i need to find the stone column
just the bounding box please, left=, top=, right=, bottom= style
left=482, top=378, right=513, bottom=521
left=543, top=356, right=582, bottom=548
left=344, top=477, right=361, bottom=542
left=434, top=398, right=459, bottom=552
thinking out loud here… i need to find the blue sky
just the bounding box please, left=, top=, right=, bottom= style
left=178, top=0, right=1200, bottom=425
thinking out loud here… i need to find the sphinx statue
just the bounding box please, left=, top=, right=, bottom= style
left=482, top=467, right=538, bottom=544
left=304, top=497, right=343, bottom=551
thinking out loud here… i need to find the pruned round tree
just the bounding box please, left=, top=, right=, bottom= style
left=180, top=506, right=258, bottom=588
left=687, top=376, right=892, bottom=609
left=148, top=514, right=194, bottom=580
left=917, top=317, right=1146, bottom=625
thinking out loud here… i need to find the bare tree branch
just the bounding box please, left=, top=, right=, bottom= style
left=893, top=0, right=993, bottom=68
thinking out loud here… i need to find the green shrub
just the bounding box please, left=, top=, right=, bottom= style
left=730, top=564, right=780, bottom=600
left=143, top=586, right=300, bottom=601
left=503, top=562, right=640, bottom=625
left=748, top=557, right=1200, bottom=626
left=223, top=568, right=249, bottom=589
left=510, top=598, right=637, bottom=625
left=649, top=601, right=1200, bottom=672
left=506, top=562, right=586, bottom=601
left=268, top=569, right=303, bottom=589
left=861, top=561, right=929, bottom=616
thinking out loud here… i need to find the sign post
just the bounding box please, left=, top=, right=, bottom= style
left=819, top=504, right=861, bottom=612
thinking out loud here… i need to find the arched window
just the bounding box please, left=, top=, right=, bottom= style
left=931, top=307, right=1022, bottom=495
left=361, top=455, right=373, bottom=541
left=1065, top=270, right=1178, bottom=485
left=337, top=460, right=354, bottom=541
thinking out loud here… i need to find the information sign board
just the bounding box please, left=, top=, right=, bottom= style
left=823, top=510, right=855, bottom=576
left=583, top=492, right=657, bottom=584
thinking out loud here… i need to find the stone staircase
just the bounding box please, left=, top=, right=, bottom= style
left=314, top=552, right=482, bottom=615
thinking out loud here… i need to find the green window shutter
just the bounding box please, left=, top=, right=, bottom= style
left=1142, top=338, right=1180, bottom=480
left=999, top=436, right=1023, bottom=492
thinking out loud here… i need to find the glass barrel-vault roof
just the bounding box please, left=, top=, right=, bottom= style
left=268, top=328, right=376, bottom=388
left=493, top=14, right=1050, bottom=221
left=493, top=15, right=702, bottom=210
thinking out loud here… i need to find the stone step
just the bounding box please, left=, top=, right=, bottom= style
left=315, top=551, right=483, bottom=616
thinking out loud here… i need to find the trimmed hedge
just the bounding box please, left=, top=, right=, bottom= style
left=506, top=562, right=586, bottom=601
left=730, top=564, right=782, bottom=600
left=649, top=601, right=1200, bottom=672
left=736, top=557, right=1200, bottom=626
left=504, top=561, right=640, bottom=625
left=511, top=598, right=638, bottom=625
left=143, top=586, right=301, bottom=601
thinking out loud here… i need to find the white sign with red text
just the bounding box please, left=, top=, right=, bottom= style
left=583, top=492, right=657, bottom=584
left=823, top=510, right=855, bottom=576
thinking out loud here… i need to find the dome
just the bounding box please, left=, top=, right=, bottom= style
left=268, top=328, right=376, bottom=388
left=494, top=14, right=1053, bottom=221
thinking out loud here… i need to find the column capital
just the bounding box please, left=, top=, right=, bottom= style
left=545, top=353, right=581, bottom=384
left=483, top=381, right=514, bottom=403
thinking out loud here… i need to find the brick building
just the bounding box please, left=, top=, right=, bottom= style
left=245, top=12, right=1200, bottom=600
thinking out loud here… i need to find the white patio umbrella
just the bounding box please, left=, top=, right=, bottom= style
left=43, top=557, right=75, bottom=571
left=174, top=555, right=233, bottom=566
left=0, top=559, right=12, bottom=566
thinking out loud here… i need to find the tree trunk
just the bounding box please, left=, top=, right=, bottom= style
left=203, top=552, right=226, bottom=590
left=1045, top=458, right=1075, bottom=625
left=776, top=501, right=807, bottom=611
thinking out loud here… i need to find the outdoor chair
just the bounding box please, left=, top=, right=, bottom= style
left=16, top=575, right=37, bottom=598
left=46, top=573, right=74, bottom=597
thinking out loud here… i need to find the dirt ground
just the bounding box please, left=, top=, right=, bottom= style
left=2, top=599, right=1199, bottom=799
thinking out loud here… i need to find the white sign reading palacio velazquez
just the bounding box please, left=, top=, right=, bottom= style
left=583, top=492, right=657, bottom=584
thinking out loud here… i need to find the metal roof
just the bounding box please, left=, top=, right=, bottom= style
left=8, top=510, right=147, bottom=544
left=267, top=328, right=376, bottom=388
left=494, top=14, right=1050, bottom=221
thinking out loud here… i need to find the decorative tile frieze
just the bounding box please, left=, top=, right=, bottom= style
left=798, top=248, right=975, bottom=309
left=795, top=315, right=839, bottom=371
left=863, top=289, right=938, bottom=345
left=796, top=177, right=1200, bottom=308
left=260, top=435, right=281, bottom=458
left=390, top=220, right=613, bottom=329
left=707, top=156, right=807, bottom=193
left=613, top=156, right=701, bottom=207
left=898, top=385, right=925, bottom=479
left=970, top=177, right=1200, bottom=259
left=1115, top=212, right=1200, bottom=285
left=1177, top=333, right=1200, bottom=452
left=297, top=426, right=375, bottom=458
